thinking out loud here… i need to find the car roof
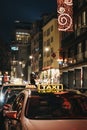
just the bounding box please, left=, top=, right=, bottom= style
left=20, top=88, right=84, bottom=98
left=13, top=83, right=86, bottom=99
left=5, top=88, right=26, bottom=94
left=2, top=83, right=26, bottom=87
left=1, top=84, right=36, bottom=91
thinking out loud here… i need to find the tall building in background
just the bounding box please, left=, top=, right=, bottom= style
left=30, top=20, right=43, bottom=75
left=30, top=12, right=62, bottom=84
left=10, top=21, right=32, bottom=82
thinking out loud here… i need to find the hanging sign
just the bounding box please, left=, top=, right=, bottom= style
left=57, top=0, right=73, bottom=31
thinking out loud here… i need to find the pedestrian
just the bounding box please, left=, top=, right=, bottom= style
left=30, top=77, right=36, bottom=85
left=30, top=73, right=37, bottom=88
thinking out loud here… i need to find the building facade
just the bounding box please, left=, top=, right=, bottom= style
left=60, top=0, right=87, bottom=88
left=30, top=20, right=43, bottom=74
left=10, top=21, right=31, bottom=82
left=41, top=14, right=61, bottom=84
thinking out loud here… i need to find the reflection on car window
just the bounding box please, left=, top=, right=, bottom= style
left=26, top=94, right=87, bottom=119
left=12, top=94, right=24, bottom=112
left=7, top=95, right=16, bottom=104
left=2, top=85, right=25, bottom=93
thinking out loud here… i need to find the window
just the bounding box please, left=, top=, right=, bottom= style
left=44, top=41, right=47, bottom=46
left=77, top=43, right=82, bottom=53
left=47, top=51, right=50, bottom=57
left=47, top=28, right=50, bottom=36
left=85, top=40, right=87, bottom=51
left=51, top=25, right=53, bottom=31
left=26, top=94, right=87, bottom=119
left=47, top=60, right=50, bottom=66
left=43, top=31, right=46, bottom=37
left=51, top=37, right=53, bottom=43
left=78, top=15, right=81, bottom=28
left=47, top=39, right=50, bottom=46
left=82, top=11, right=87, bottom=25
left=68, top=48, right=74, bottom=58
left=12, top=94, right=25, bottom=118
left=78, top=0, right=83, bottom=7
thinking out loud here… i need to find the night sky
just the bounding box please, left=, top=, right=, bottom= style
left=0, top=0, right=57, bottom=43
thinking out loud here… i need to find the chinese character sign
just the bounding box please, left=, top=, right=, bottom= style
left=57, top=0, right=73, bottom=31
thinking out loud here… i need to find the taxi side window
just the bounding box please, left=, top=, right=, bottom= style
left=12, top=94, right=25, bottom=113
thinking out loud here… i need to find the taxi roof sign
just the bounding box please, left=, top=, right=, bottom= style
left=37, top=84, right=63, bottom=93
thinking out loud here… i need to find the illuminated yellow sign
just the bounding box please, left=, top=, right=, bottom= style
left=37, top=84, right=63, bottom=93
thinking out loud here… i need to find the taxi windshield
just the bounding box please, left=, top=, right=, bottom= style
left=26, top=93, right=87, bottom=120
left=2, top=85, right=26, bottom=93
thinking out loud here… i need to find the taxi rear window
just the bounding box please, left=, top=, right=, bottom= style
left=26, top=94, right=87, bottom=120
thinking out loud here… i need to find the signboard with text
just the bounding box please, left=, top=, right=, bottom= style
left=38, top=84, right=63, bottom=93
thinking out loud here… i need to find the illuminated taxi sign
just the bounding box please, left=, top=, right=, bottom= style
left=37, top=84, right=63, bottom=93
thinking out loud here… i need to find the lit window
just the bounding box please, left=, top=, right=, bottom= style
left=82, top=11, right=87, bottom=25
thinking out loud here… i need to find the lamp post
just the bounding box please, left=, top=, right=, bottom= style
left=45, top=47, right=52, bottom=84
left=29, top=55, right=33, bottom=66
left=18, top=61, right=24, bottom=80
left=28, top=55, right=33, bottom=83
left=29, top=55, right=33, bottom=60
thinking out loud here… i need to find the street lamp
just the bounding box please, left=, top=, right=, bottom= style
left=18, top=61, right=24, bottom=79
left=45, top=47, right=52, bottom=84
left=29, top=55, right=33, bottom=60
left=45, top=47, right=50, bottom=52
left=28, top=55, right=33, bottom=83
left=29, top=55, right=33, bottom=67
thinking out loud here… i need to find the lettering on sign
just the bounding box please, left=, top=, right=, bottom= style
left=38, top=84, right=63, bottom=93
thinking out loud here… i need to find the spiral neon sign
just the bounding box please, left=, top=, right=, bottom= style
left=57, top=0, right=73, bottom=31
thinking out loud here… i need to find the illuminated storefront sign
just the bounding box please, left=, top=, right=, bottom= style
left=57, top=0, right=73, bottom=31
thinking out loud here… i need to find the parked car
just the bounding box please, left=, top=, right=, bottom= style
left=1, top=88, right=25, bottom=118
left=4, top=84, right=87, bottom=130
left=0, top=93, right=17, bottom=129
left=75, top=88, right=87, bottom=95
left=0, top=83, right=36, bottom=105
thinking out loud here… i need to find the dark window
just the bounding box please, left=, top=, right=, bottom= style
left=26, top=94, right=87, bottom=120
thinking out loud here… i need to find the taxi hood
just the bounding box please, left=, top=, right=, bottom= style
left=24, top=119, right=87, bottom=130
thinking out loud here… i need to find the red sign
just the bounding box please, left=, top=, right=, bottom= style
left=51, top=52, right=56, bottom=58
left=57, top=0, right=73, bottom=31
